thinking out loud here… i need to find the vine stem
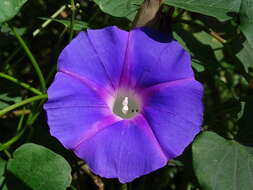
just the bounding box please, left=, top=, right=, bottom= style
left=3, top=149, right=12, bottom=158
left=17, top=110, right=25, bottom=132
left=0, top=127, right=26, bottom=151
left=0, top=94, right=47, bottom=116
left=0, top=72, right=43, bottom=96
left=10, top=25, right=47, bottom=93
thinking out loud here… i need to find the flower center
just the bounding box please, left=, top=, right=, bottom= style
left=112, top=91, right=141, bottom=119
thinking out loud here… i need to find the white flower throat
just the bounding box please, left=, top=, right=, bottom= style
left=112, top=91, right=141, bottom=119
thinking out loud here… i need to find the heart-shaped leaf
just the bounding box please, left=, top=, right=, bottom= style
left=193, top=132, right=253, bottom=190
left=0, top=0, right=27, bottom=23
left=7, top=143, right=71, bottom=190
left=93, top=0, right=241, bottom=21
left=165, top=0, right=241, bottom=21
left=236, top=39, right=253, bottom=72
left=93, top=0, right=143, bottom=20
left=239, top=0, right=253, bottom=49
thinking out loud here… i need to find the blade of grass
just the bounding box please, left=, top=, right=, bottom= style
left=33, top=5, right=66, bottom=37
left=17, top=110, right=25, bottom=132
left=0, top=72, right=43, bottom=96
left=0, top=94, right=47, bottom=116
left=10, top=25, right=46, bottom=92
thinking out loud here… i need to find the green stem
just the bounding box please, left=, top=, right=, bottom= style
left=120, top=184, right=128, bottom=190
left=23, top=27, right=68, bottom=135
left=0, top=72, right=43, bottom=95
left=4, top=47, right=21, bottom=74
left=0, top=127, right=26, bottom=151
left=4, top=150, right=12, bottom=159
left=17, top=110, right=25, bottom=132
left=69, top=0, right=76, bottom=41
left=4, top=47, right=21, bottom=65
left=10, top=25, right=46, bottom=92
left=26, top=97, right=46, bottom=125
left=0, top=94, right=47, bottom=116
left=27, top=111, right=41, bottom=126
left=128, top=183, right=132, bottom=190
left=22, top=27, right=68, bottom=135
left=33, top=5, right=66, bottom=37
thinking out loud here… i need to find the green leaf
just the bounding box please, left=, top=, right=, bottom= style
left=239, top=0, right=253, bottom=48
left=193, top=131, right=253, bottom=190
left=236, top=39, right=253, bottom=72
left=53, top=19, right=88, bottom=31
left=165, top=0, right=241, bottom=21
left=0, top=93, right=22, bottom=109
left=173, top=23, right=221, bottom=71
left=39, top=18, right=88, bottom=31
left=93, top=0, right=143, bottom=20
left=0, top=158, right=6, bottom=188
left=0, top=0, right=28, bottom=23
left=0, top=23, right=26, bottom=36
left=192, top=59, right=205, bottom=72
left=0, top=176, right=5, bottom=186
left=0, top=158, right=6, bottom=177
left=7, top=143, right=71, bottom=190
left=94, top=0, right=241, bottom=21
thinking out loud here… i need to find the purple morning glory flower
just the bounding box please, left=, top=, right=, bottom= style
left=44, top=26, right=203, bottom=183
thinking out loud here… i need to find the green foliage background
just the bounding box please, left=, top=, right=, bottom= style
left=0, top=0, right=253, bottom=189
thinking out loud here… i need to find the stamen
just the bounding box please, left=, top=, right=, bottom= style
left=122, top=97, right=129, bottom=115
left=112, top=91, right=140, bottom=119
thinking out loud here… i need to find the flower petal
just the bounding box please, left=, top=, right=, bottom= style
left=87, top=26, right=128, bottom=88
left=74, top=117, right=169, bottom=183
left=58, top=26, right=128, bottom=91
left=127, top=27, right=193, bottom=88
left=45, top=107, right=112, bottom=149
left=44, top=72, right=110, bottom=109
left=142, top=79, right=203, bottom=157
left=44, top=72, right=114, bottom=149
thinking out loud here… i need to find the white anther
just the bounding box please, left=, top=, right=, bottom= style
left=122, top=97, right=129, bottom=115
left=122, top=97, right=128, bottom=106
